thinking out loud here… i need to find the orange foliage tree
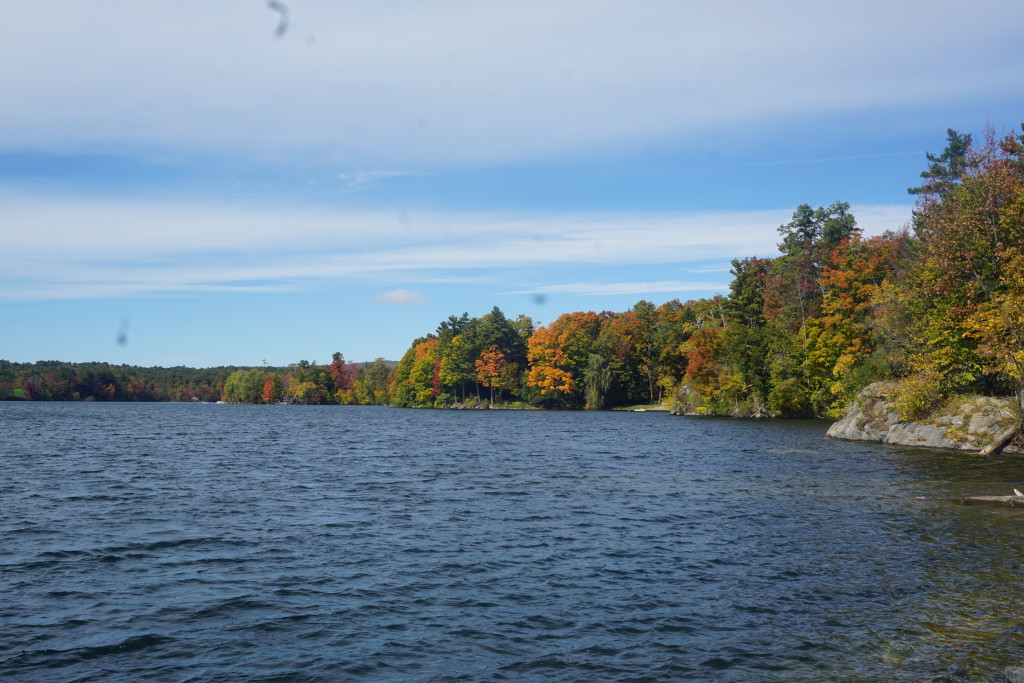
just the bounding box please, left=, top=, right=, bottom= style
left=802, top=232, right=911, bottom=415
left=527, top=311, right=604, bottom=406
left=475, top=345, right=507, bottom=404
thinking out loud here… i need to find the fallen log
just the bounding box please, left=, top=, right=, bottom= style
left=979, top=425, right=1019, bottom=455
left=958, top=495, right=1024, bottom=507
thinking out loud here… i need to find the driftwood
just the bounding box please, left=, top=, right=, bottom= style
left=958, top=495, right=1024, bottom=507
left=979, top=425, right=1019, bottom=455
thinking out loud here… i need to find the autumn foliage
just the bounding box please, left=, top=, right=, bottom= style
left=6, top=124, right=1023, bottom=419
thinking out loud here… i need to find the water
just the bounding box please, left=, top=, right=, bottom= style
left=3, top=403, right=1024, bottom=681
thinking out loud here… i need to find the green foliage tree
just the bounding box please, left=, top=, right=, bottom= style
left=908, top=128, right=974, bottom=197
left=355, top=358, right=394, bottom=405
left=881, top=126, right=1024, bottom=415
left=223, top=368, right=266, bottom=403
left=583, top=353, right=613, bottom=410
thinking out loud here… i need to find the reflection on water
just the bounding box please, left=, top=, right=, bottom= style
left=801, top=443, right=1024, bottom=679
left=1, top=404, right=1024, bottom=680
left=879, top=453, right=1024, bottom=679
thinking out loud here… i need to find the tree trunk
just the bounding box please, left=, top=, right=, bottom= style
left=980, top=425, right=1018, bottom=455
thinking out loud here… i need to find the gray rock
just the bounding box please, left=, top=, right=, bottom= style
left=826, top=382, right=1020, bottom=453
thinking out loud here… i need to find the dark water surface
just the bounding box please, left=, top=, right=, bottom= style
left=4, top=403, right=1024, bottom=681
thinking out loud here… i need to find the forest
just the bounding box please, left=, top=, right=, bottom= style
left=4, top=125, right=1023, bottom=419
left=0, top=356, right=395, bottom=407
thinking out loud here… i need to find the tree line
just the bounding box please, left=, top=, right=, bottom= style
left=5, top=125, right=1023, bottom=417
left=390, top=125, right=1024, bottom=418
left=0, top=355, right=395, bottom=406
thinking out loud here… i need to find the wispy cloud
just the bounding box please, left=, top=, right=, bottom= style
left=372, top=288, right=426, bottom=306
left=8, top=281, right=298, bottom=302
left=0, top=192, right=914, bottom=302
left=337, top=170, right=417, bottom=190
left=504, top=281, right=729, bottom=297
left=0, top=3, right=1020, bottom=165
left=736, top=151, right=921, bottom=168
left=687, top=266, right=734, bottom=274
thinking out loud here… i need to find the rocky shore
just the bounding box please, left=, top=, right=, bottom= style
left=826, top=382, right=1021, bottom=454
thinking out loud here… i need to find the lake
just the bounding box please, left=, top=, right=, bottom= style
left=3, top=402, right=1024, bottom=681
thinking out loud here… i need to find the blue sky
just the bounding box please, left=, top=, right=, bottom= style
left=3, top=0, right=1023, bottom=367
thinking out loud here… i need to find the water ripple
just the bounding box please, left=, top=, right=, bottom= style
left=3, top=403, right=1024, bottom=680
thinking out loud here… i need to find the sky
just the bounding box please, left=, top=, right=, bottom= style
left=2, top=1, right=1023, bottom=367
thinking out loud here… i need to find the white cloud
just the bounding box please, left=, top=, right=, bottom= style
left=851, top=204, right=915, bottom=235
left=372, top=288, right=426, bottom=306
left=0, top=2, right=1020, bottom=165
left=0, top=193, right=914, bottom=301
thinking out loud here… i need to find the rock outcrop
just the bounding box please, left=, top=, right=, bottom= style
left=826, top=382, right=1021, bottom=453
